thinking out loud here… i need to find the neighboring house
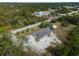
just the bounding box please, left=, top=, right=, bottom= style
left=32, top=11, right=51, bottom=17
left=23, top=27, right=62, bottom=53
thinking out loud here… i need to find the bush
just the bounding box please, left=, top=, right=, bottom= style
left=39, top=21, right=53, bottom=29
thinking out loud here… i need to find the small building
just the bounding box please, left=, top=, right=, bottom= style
left=23, top=27, right=62, bottom=53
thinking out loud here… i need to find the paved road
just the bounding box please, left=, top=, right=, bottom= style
left=10, top=10, right=79, bottom=34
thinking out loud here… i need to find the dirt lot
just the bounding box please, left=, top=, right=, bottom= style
left=53, top=21, right=76, bottom=42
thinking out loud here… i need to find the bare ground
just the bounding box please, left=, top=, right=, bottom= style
left=53, top=21, right=76, bottom=42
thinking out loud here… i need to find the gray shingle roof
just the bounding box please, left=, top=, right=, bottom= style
left=32, top=27, right=52, bottom=40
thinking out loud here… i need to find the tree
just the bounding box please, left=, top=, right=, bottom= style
left=54, top=26, right=79, bottom=56
left=0, top=33, right=27, bottom=56
left=39, top=21, right=53, bottom=29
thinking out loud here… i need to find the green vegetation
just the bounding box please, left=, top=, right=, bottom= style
left=0, top=3, right=79, bottom=33
left=65, top=26, right=79, bottom=55
left=0, top=33, right=39, bottom=56
left=0, top=33, right=27, bottom=56
left=16, top=26, right=41, bottom=40
left=0, top=3, right=79, bottom=56
left=0, top=3, right=49, bottom=55
left=58, top=14, right=79, bottom=26
left=53, top=26, right=79, bottom=56
left=56, top=6, right=77, bottom=14
left=53, top=13, right=79, bottom=56
left=0, top=4, right=48, bottom=33
left=39, top=21, right=53, bottom=29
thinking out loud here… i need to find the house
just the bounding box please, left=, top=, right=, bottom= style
left=32, top=11, right=51, bottom=17
left=32, top=27, right=52, bottom=41
left=23, top=27, right=62, bottom=53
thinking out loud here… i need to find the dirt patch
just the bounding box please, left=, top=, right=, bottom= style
left=53, top=21, right=76, bottom=42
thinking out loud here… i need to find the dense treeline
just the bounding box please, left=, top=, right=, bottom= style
left=58, top=14, right=79, bottom=25
left=5, top=2, right=79, bottom=9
